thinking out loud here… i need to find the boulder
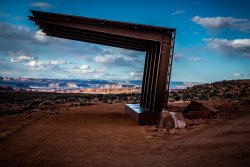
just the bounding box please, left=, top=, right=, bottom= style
left=183, top=101, right=218, bottom=119
left=158, top=110, right=186, bottom=129
left=170, top=112, right=186, bottom=128
left=158, top=111, right=175, bottom=129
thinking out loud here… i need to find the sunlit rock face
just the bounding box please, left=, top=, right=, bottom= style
left=67, top=82, right=78, bottom=88
left=158, top=110, right=186, bottom=129
left=169, top=112, right=186, bottom=128
left=48, top=82, right=59, bottom=89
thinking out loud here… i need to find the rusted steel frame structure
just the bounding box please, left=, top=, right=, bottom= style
left=29, top=10, right=176, bottom=124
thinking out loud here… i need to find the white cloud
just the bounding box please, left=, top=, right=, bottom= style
left=26, top=59, right=66, bottom=70
left=68, top=64, right=106, bottom=78
left=69, top=64, right=91, bottom=74
left=174, top=54, right=184, bottom=61
left=80, top=64, right=90, bottom=72
left=192, top=16, right=250, bottom=32
left=95, top=54, right=117, bottom=63
left=34, top=30, right=47, bottom=42
left=10, top=54, right=35, bottom=63
left=203, top=38, right=250, bottom=57
left=93, top=47, right=144, bottom=67
left=95, top=54, right=135, bottom=66
left=189, top=57, right=203, bottom=62
left=174, top=82, right=200, bottom=89
left=172, top=10, right=185, bottom=16
left=26, top=60, right=50, bottom=70
left=232, top=73, right=241, bottom=77
left=50, top=60, right=65, bottom=65
left=30, top=2, right=52, bottom=9
left=232, top=73, right=250, bottom=77
left=130, top=71, right=143, bottom=79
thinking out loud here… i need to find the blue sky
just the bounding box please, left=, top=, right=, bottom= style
left=0, top=0, right=250, bottom=82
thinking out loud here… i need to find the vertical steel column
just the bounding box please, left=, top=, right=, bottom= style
left=144, top=46, right=157, bottom=109
left=153, top=33, right=172, bottom=112
left=140, top=48, right=153, bottom=109
left=140, top=50, right=149, bottom=107
left=165, top=31, right=176, bottom=102
left=148, top=44, right=160, bottom=111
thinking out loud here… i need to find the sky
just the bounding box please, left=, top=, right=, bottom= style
left=0, top=0, right=250, bottom=82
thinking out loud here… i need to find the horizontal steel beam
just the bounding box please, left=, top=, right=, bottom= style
left=36, top=23, right=155, bottom=51
left=45, top=31, right=148, bottom=51
left=30, top=10, right=175, bottom=41
left=30, top=16, right=164, bottom=42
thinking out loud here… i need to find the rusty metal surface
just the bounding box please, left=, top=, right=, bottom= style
left=29, top=10, right=176, bottom=123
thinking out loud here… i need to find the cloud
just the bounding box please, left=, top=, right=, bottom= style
left=80, top=64, right=90, bottom=72
left=10, top=54, right=35, bottom=63
left=26, top=60, right=50, bottom=70
left=130, top=71, right=143, bottom=80
left=0, top=22, right=54, bottom=53
left=95, top=54, right=134, bottom=63
left=172, top=10, right=185, bottom=16
left=34, top=30, right=47, bottom=42
left=173, top=82, right=199, bottom=89
left=30, top=2, right=52, bottom=9
left=203, top=38, right=250, bottom=57
left=50, top=60, right=65, bottom=65
left=192, top=16, right=250, bottom=32
left=68, top=64, right=106, bottom=77
left=0, top=22, right=103, bottom=59
left=232, top=73, right=241, bottom=77
left=232, top=73, right=250, bottom=77
left=94, top=48, right=143, bottom=66
left=95, top=54, right=135, bottom=66
left=26, top=59, right=66, bottom=70
left=130, top=71, right=143, bottom=77
left=189, top=57, right=203, bottom=62
left=174, top=54, right=204, bottom=62
left=0, top=22, right=145, bottom=80
left=174, top=54, right=184, bottom=61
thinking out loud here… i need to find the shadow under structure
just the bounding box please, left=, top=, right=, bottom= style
left=29, top=10, right=176, bottom=125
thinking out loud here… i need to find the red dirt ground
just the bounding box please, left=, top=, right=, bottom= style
left=0, top=102, right=250, bottom=167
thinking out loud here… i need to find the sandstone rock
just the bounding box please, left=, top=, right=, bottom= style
left=158, top=110, right=186, bottom=129
left=158, top=111, right=175, bottom=129
left=169, top=112, right=186, bottom=128
left=186, top=110, right=211, bottom=119
left=183, top=101, right=219, bottom=119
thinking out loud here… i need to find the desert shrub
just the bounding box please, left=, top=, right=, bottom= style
left=79, top=102, right=93, bottom=106
left=102, top=99, right=108, bottom=103
left=0, top=109, right=20, bottom=116
left=173, top=95, right=181, bottom=101
left=22, top=106, right=29, bottom=111
left=30, top=99, right=41, bottom=106
left=223, top=92, right=233, bottom=99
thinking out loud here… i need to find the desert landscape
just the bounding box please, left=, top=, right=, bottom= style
left=1, top=1, right=250, bottom=166
left=0, top=80, right=249, bottom=167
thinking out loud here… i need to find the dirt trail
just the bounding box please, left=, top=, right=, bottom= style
left=0, top=103, right=249, bottom=167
